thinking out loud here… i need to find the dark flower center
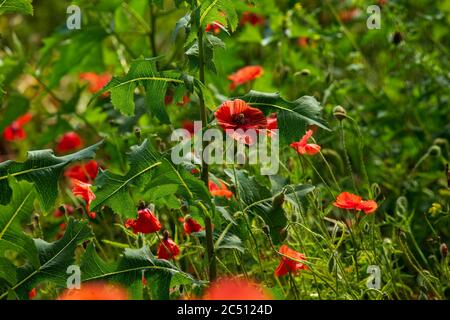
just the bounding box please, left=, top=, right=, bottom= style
left=232, top=113, right=247, bottom=125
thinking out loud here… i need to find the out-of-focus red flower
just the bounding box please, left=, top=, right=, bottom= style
left=125, top=208, right=162, bottom=234
left=182, top=120, right=196, bottom=136
left=2, top=113, right=32, bottom=142
left=142, top=275, right=148, bottom=286
left=339, top=8, right=361, bottom=23
left=228, top=65, right=263, bottom=90
left=274, top=245, right=308, bottom=277
left=28, top=288, right=37, bottom=300
left=205, top=21, right=223, bottom=34
left=165, top=94, right=190, bottom=106
left=79, top=72, right=111, bottom=96
left=71, top=179, right=96, bottom=219
left=209, top=180, right=233, bottom=199
left=58, top=282, right=128, bottom=300
left=266, top=113, right=278, bottom=136
left=157, top=233, right=180, bottom=260
left=240, top=12, right=265, bottom=26
left=333, top=192, right=378, bottom=214
left=57, top=132, right=83, bottom=153
left=202, top=277, right=272, bottom=300
left=64, top=160, right=99, bottom=183
left=53, top=204, right=75, bottom=218
left=290, top=130, right=321, bottom=155
left=182, top=216, right=203, bottom=234
left=214, top=99, right=267, bottom=145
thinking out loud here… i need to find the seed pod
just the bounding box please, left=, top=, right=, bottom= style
left=333, top=105, right=347, bottom=121
left=440, top=243, right=448, bottom=258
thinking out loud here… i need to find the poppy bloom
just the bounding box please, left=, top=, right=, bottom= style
left=182, top=216, right=203, bottom=234
left=28, top=288, right=37, bottom=300
left=205, top=21, right=223, bottom=34
left=125, top=208, right=162, bottom=234
left=214, top=99, right=267, bottom=145
left=71, top=179, right=96, bottom=219
left=208, top=180, right=233, bottom=199
left=333, top=192, right=378, bottom=214
left=64, top=160, right=99, bottom=183
left=53, top=204, right=75, bottom=218
left=157, top=232, right=180, bottom=260
left=274, top=245, right=308, bottom=277
left=240, top=12, right=265, bottom=26
left=57, top=132, right=83, bottom=153
left=58, top=282, right=128, bottom=300
left=202, top=277, right=272, bottom=300
left=79, top=72, right=111, bottom=95
left=2, top=113, right=32, bottom=141
left=228, top=65, right=263, bottom=90
left=290, top=130, right=321, bottom=156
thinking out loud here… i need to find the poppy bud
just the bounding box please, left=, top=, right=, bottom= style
left=440, top=243, right=448, bottom=258
left=333, top=105, right=347, bottom=121
left=181, top=204, right=189, bottom=215
left=392, top=31, right=403, bottom=45
left=262, top=225, right=270, bottom=236
left=428, top=145, right=441, bottom=157
left=163, top=229, right=170, bottom=241
left=134, top=127, right=141, bottom=140
left=138, top=200, right=146, bottom=210
left=272, top=192, right=285, bottom=208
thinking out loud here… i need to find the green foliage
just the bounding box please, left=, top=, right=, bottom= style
left=0, top=0, right=33, bottom=16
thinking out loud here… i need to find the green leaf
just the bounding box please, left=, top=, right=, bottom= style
left=97, top=58, right=183, bottom=121
left=80, top=243, right=202, bottom=300
left=0, top=0, right=33, bottom=16
left=0, top=141, right=103, bottom=212
left=0, top=218, right=93, bottom=300
left=239, top=90, right=329, bottom=144
left=0, top=93, right=29, bottom=133
left=0, top=180, right=37, bottom=271
left=225, top=169, right=287, bottom=244
left=200, top=0, right=238, bottom=32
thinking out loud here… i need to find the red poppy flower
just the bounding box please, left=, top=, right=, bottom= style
left=205, top=21, right=223, bottom=34
left=240, top=12, right=265, bottom=26
left=28, top=288, right=37, bottom=300
left=266, top=113, right=278, bottom=136
left=339, top=8, right=360, bottom=23
left=71, top=179, right=96, bottom=219
left=182, top=216, right=203, bottom=234
left=214, top=99, right=267, bottom=145
left=228, top=65, right=263, bottom=90
left=274, top=245, right=308, bottom=277
left=57, top=132, right=83, bottom=153
left=208, top=180, right=233, bottom=199
left=290, top=130, right=321, bottom=155
left=2, top=113, right=32, bottom=142
left=182, top=120, right=196, bottom=136
left=333, top=192, right=378, bottom=214
left=79, top=72, right=111, bottom=95
left=65, top=160, right=99, bottom=183
left=58, top=282, right=128, bottom=300
left=125, top=208, right=162, bottom=234
left=202, top=277, right=272, bottom=300
left=53, top=204, right=75, bottom=218
left=298, top=36, right=310, bottom=48
left=157, top=235, right=180, bottom=260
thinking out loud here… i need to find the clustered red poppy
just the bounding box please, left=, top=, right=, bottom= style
left=274, top=245, right=308, bottom=277
left=71, top=179, right=96, bottom=219
left=182, top=216, right=203, bottom=234
left=125, top=208, right=162, bottom=234
left=333, top=191, right=378, bottom=214
left=290, top=129, right=321, bottom=156
left=157, top=231, right=181, bottom=260
left=58, top=282, right=128, bottom=300
left=64, top=160, right=99, bottom=183
left=202, top=277, right=272, bottom=300
left=214, top=99, right=267, bottom=145
left=240, top=11, right=265, bottom=26
left=208, top=180, right=233, bottom=199
left=228, top=65, right=263, bottom=90
left=2, top=113, right=32, bottom=142
left=56, top=132, right=83, bottom=153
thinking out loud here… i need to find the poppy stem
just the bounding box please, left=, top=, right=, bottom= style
left=197, top=23, right=217, bottom=282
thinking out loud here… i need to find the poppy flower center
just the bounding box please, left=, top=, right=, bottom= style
left=233, top=113, right=247, bottom=125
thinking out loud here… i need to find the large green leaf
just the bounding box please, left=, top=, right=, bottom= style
left=80, top=243, right=202, bottom=300
left=92, top=139, right=211, bottom=218
left=0, top=218, right=93, bottom=300
left=225, top=169, right=287, bottom=244
left=0, top=0, right=33, bottom=16
left=96, top=58, right=183, bottom=122
left=0, top=180, right=38, bottom=271
left=0, top=141, right=103, bottom=212
left=240, top=90, right=329, bottom=144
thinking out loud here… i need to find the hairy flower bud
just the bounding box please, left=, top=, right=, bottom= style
left=440, top=243, right=448, bottom=258
left=333, top=105, right=347, bottom=121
